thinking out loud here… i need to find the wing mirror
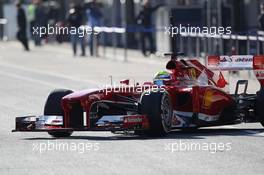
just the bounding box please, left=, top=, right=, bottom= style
left=120, top=79, right=129, bottom=85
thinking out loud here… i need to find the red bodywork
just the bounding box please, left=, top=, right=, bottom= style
left=60, top=56, right=235, bottom=129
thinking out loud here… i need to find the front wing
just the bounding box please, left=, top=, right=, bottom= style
left=12, top=114, right=150, bottom=133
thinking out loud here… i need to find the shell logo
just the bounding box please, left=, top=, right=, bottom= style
left=189, top=68, right=196, bottom=79
left=202, top=89, right=214, bottom=109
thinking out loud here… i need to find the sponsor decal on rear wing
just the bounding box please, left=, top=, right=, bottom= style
left=206, top=55, right=253, bottom=70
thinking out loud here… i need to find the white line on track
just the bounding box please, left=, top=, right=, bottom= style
left=0, top=62, right=101, bottom=86
left=0, top=70, right=60, bottom=88
left=217, top=125, right=264, bottom=136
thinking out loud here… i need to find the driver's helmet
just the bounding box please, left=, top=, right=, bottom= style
left=153, top=70, right=171, bottom=86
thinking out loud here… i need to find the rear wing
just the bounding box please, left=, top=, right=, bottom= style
left=206, top=55, right=264, bottom=87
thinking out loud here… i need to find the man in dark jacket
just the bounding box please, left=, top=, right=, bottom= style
left=136, top=0, right=163, bottom=56
left=16, top=2, right=29, bottom=51
left=258, top=3, right=264, bottom=54
left=68, top=4, right=86, bottom=56
left=84, top=0, right=103, bottom=56
left=34, top=0, right=47, bottom=46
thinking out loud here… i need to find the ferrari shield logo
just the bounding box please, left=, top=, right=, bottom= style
left=202, top=89, right=214, bottom=109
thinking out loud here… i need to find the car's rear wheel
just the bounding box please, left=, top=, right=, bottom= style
left=44, top=89, right=73, bottom=137
left=140, top=91, right=172, bottom=136
left=256, top=88, right=264, bottom=127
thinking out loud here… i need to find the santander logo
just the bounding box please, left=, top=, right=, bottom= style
left=219, top=56, right=232, bottom=63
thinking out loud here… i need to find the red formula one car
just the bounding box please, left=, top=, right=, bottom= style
left=13, top=53, right=264, bottom=137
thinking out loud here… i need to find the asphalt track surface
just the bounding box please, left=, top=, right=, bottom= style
left=0, top=42, right=264, bottom=175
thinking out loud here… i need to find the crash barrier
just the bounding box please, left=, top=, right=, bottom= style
left=0, top=18, right=7, bottom=41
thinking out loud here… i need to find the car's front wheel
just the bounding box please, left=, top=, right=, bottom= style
left=44, top=89, right=73, bottom=137
left=140, top=91, right=172, bottom=136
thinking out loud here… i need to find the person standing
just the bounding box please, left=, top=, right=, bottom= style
left=258, top=3, right=264, bottom=54
left=27, top=1, right=35, bottom=40
left=136, top=0, right=164, bottom=56
left=34, top=0, right=47, bottom=46
left=16, top=2, right=29, bottom=51
left=85, top=0, right=103, bottom=56
left=67, top=4, right=86, bottom=57
left=259, top=4, right=264, bottom=30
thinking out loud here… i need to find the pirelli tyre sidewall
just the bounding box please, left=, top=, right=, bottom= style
left=256, top=87, right=264, bottom=127
left=140, top=90, right=172, bottom=136
left=44, top=89, right=73, bottom=137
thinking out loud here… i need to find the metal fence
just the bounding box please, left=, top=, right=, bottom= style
left=177, top=31, right=264, bottom=57
left=93, top=26, right=264, bottom=61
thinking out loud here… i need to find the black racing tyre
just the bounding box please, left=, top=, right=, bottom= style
left=44, top=89, right=73, bottom=137
left=256, top=88, right=264, bottom=127
left=140, top=91, right=172, bottom=136
left=47, top=131, right=72, bottom=138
